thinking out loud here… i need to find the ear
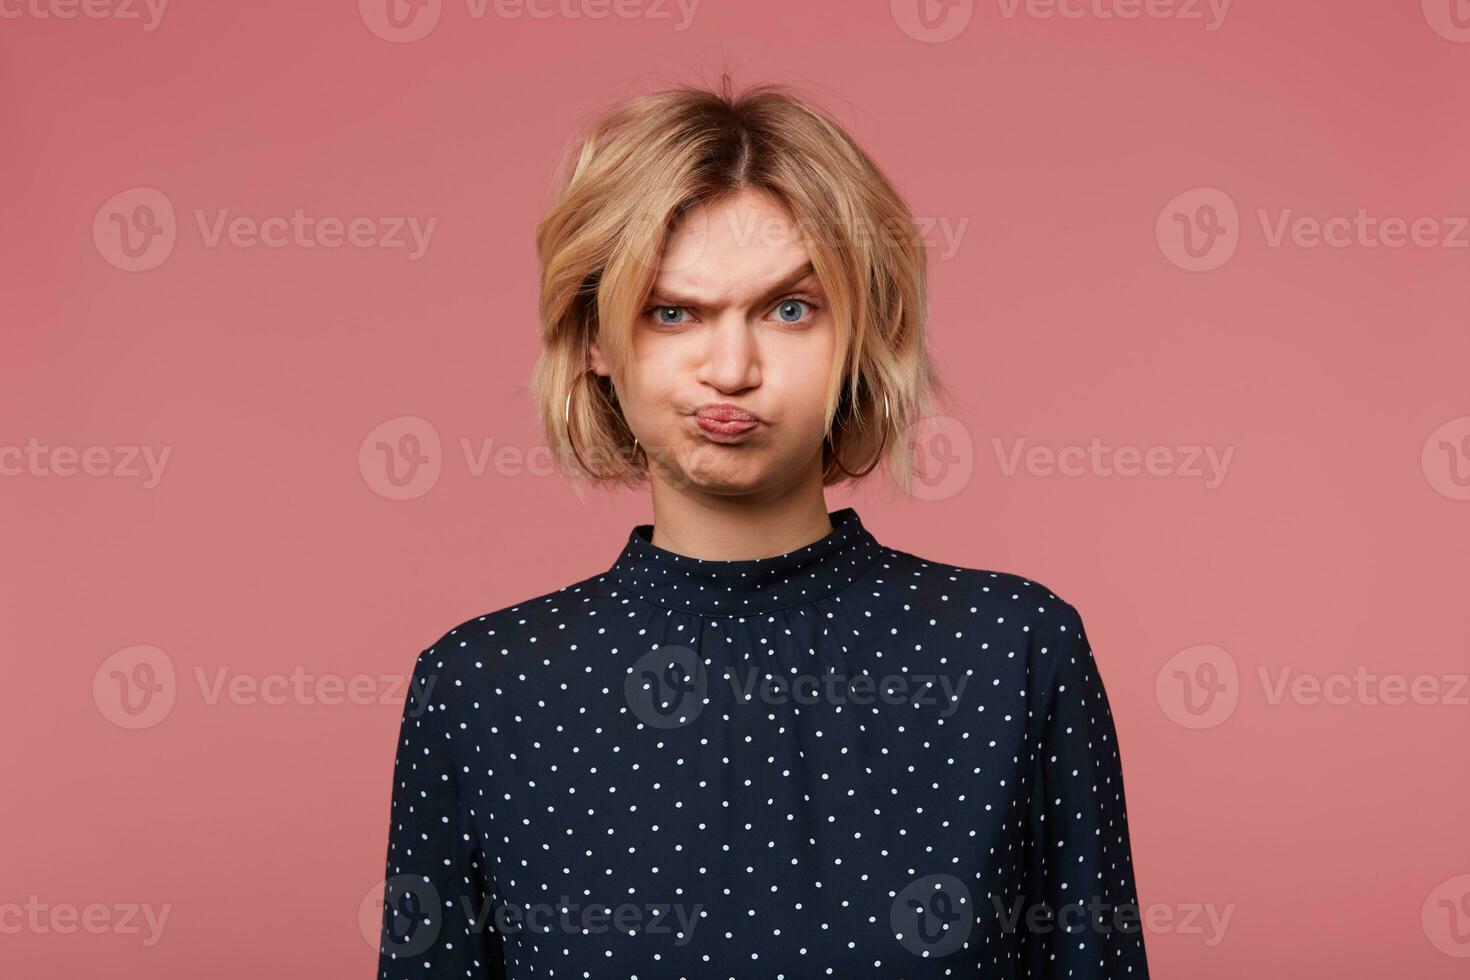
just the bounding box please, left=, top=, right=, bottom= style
left=587, top=336, right=611, bottom=378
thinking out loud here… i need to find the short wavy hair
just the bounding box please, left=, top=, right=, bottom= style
left=530, top=77, right=945, bottom=494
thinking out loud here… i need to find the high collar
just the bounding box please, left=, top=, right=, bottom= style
left=607, top=506, right=884, bottom=616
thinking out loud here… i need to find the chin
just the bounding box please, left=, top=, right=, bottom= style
left=665, top=444, right=776, bottom=494
left=673, top=464, right=767, bottom=495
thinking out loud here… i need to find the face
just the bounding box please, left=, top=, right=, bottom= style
left=589, top=188, right=838, bottom=497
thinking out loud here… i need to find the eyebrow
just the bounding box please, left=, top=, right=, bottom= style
left=647, top=260, right=819, bottom=308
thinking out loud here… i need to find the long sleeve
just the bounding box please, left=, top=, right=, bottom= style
left=376, top=648, right=504, bottom=978
left=1023, top=603, right=1150, bottom=977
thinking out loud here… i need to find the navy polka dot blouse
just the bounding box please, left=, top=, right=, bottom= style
left=377, top=507, right=1149, bottom=978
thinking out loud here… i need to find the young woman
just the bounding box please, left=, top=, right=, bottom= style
left=376, top=80, right=1150, bottom=978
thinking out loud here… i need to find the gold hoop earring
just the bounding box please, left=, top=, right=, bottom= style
left=827, top=389, right=891, bottom=479
left=564, top=370, right=644, bottom=478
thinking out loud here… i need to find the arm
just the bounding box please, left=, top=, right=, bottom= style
left=1022, top=602, right=1150, bottom=977
left=376, top=648, right=505, bottom=978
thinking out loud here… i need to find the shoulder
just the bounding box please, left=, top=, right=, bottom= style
left=409, top=568, right=623, bottom=673
left=873, top=542, right=1085, bottom=636
left=871, top=543, right=1093, bottom=696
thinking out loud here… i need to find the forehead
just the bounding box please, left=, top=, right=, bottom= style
left=653, top=189, right=816, bottom=302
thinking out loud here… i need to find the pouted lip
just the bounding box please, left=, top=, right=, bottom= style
left=694, top=402, right=761, bottom=423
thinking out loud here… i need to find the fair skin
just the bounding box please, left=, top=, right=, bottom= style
left=588, top=187, right=841, bottom=560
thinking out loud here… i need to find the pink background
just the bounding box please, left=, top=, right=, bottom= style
left=4, top=0, right=1468, bottom=976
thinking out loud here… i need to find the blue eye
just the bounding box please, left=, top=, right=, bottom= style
left=644, top=299, right=820, bottom=328
left=774, top=299, right=815, bottom=324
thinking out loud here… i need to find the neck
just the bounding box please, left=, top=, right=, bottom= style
left=647, top=466, right=835, bottom=562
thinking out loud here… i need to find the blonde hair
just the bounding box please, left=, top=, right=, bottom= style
left=530, top=76, right=945, bottom=494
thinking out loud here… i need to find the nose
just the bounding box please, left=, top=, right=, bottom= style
left=694, top=314, right=762, bottom=393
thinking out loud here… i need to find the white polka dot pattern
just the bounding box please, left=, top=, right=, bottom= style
left=376, top=507, right=1150, bottom=977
